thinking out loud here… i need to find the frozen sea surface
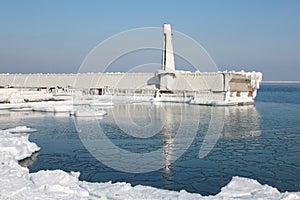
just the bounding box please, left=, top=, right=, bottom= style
left=0, top=83, right=299, bottom=196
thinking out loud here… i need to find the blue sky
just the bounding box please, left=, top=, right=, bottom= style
left=0, top=0, right=299, bottom=80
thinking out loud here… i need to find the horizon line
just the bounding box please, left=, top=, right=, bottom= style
left=262, top=81, right=300, bottom=83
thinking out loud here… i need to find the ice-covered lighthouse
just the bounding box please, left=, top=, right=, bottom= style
left=0, top=23, right=262, bottom=105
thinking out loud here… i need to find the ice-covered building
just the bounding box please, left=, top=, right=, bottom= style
left=0, top=24, right=262, bottom=105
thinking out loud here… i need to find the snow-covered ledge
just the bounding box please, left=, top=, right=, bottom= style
left=0, top=130, right=299, bottom=199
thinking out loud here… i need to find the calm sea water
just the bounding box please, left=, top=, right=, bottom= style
left=0, top=83, right=299, bottom=195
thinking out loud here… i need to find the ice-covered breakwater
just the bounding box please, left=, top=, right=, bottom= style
left=0, top=129, right=299, bottom=199
left=0, top=70, right=262, bottom=106
left=0, top=24, right=262, bottom=106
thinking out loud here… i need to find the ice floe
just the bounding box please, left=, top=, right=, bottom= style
left=0, top=99, right=109, bottom=117
left=31, top=102, right=74, bottom=113
left=0, top=129, right=299, bottom=199
left=71, top=108, right=107, bottom=117
left=4, top=126, right=37, bottom=133
left=9, top=107, right=33, bottom=112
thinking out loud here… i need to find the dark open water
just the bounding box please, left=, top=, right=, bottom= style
left=0, top=83, right=299, bottom=195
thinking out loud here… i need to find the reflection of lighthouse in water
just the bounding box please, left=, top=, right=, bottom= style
left=160, top=105, right=176, bottom=172
left=106, top=103, right=261, bottom=173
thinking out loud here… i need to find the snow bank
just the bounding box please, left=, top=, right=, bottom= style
left=0, top=130, right=299, bottom=199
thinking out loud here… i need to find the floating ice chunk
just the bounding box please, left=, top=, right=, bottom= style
left=72, top=108, right=107, bottom=117
left=5, top=126, right=37, bottom=133
left=32, top=105, right=73, bottom=113
left=9, top=107, right=33, bottom=112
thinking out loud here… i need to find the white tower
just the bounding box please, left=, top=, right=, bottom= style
left=156, top=24, right=177, bottom=90
left=162, top=24, right=175, bottom=71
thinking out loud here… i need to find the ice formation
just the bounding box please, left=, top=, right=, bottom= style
left=4, top=126, right=37, bottom=133
left=71, top=109, right=107, bottom=117
left=0, top=130, right=39, bottom=160
left=0, top=128, right=299, bottom=199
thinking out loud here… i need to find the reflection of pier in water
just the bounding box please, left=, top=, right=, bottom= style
left=154, top=104, right=261, bottom=172
left=103, top=103, right=261, bottom=171
left=1, top=102, right=261, bottom=172
left=223, top=106, right=261, bottom=138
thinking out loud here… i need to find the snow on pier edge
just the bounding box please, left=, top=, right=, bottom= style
left=0, top=130, right=299, bottom=199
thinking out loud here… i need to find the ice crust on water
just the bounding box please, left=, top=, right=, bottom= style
left=1, top=128, right=300, bottom=199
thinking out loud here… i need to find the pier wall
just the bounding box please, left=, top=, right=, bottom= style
left=0, top=72, right=225, bottom=92
left=0, top=73, right=156, bottom=90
